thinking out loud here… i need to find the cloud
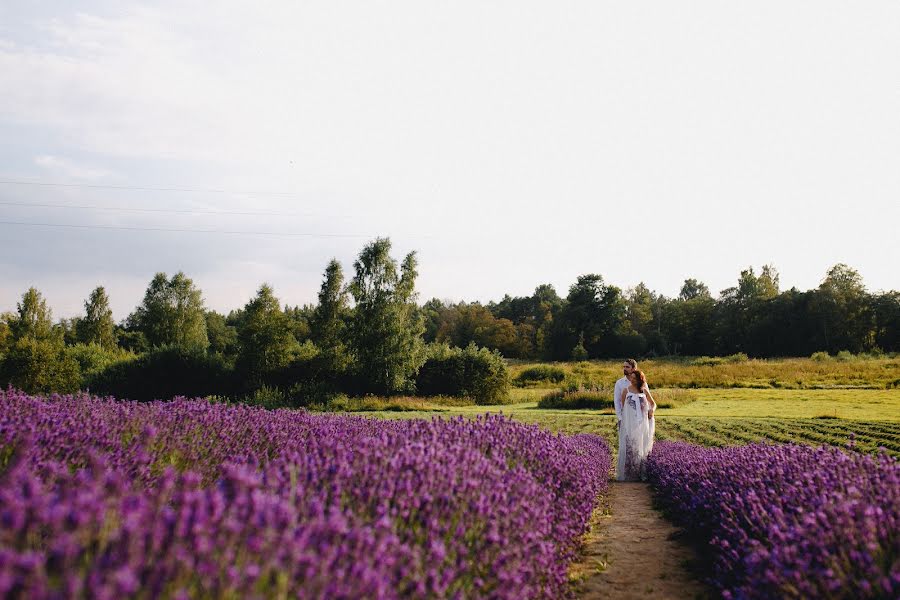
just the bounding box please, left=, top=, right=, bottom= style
left=34, top=154, right=114, bottom=180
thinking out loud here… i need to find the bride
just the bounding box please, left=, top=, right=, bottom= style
left=616, top=369, right=657, bottom=481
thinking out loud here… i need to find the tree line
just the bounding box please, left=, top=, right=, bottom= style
left=1, top=245, right=897, bottom=400
left=424, top=264, right=898, bottom=359
left=0, top=238, right=507, bottom=403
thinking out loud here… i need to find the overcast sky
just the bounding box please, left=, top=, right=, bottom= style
left=1, top=1, right=898, bottom=321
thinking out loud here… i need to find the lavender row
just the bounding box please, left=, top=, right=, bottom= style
left=0, top=389, right=611, bottom=599
left=645, top=440, right=899, bottom=599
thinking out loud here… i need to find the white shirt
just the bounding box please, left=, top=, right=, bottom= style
left=614, top=377, right=628, bottom=421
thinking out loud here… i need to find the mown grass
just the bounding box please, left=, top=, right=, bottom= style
left=354, top=386, right=900, bottom=458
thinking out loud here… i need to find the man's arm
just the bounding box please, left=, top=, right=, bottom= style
left=613, top=380, right=622, bottom=422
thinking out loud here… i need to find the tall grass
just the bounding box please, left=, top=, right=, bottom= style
left=509, top=356, right=900, bottom=389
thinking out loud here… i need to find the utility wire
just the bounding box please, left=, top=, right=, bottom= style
left=0, top=220, right=388, bottom=239
left=0, top=200, right=344, bottom=218
left=0, top=179, right=302, bottom=196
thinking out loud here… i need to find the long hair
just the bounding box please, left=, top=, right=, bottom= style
left=632, top=369, right=647, bottom=389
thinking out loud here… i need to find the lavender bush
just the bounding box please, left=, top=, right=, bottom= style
left=0, top=388, right=609, bottom=599
left=646, top=440, right=899, bottom=599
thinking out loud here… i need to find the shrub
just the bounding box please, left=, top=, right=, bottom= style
left=416, top=343, right=510, bottom=404
left=64, top=343, right=137, bottom=379
left=514, top=365, right=567, bottom=386
left=89, top=345, right=232, bottom=401
left=0, top=338, right=81, bottom=394
left=538, top=390, right=613, bottom=410
left=810, top=351, right=832, bottom=362
left=836, top=350, right=855, bottom=362
left=691, top=353, right=749, bottom=366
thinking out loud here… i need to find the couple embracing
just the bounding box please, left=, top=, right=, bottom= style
left=613, top=359, right=657, bottom=481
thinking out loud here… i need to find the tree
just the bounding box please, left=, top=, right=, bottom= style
left=310, top=259, right=352, bottom=372
left=236, top=284, right=300, bottom=385
left=205, top=311, right=238, bottom=357
left=0, top=312, right=13, bottom=355
left=1, top=288, right=81, bottom=393
left=679, top=279, right=710, bottom=301
left=550, top=274, right=625, bottom=359
left=128, top=272, right=209, bottom=352
left=78, top=286, right=116, bottom=348
left=11, top=287, right=55, bottom=342
left=349, top=238, right=425, bottom=394
left=812, top=263, right=872, bottom=353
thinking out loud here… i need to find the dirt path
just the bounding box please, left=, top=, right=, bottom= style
left=570, top=482, right=712, bottom=600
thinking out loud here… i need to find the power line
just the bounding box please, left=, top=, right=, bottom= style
left=0, top=200, right=343, bottom=218
left=0, top=220, right=385, bottom=239
left=0, top=179, right=303, bottom=196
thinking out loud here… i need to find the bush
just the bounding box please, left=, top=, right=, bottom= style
left=0, top=338, right=81, bottom=394
left=836, top=350, right=855, bottom=362
left=89, top=346, right=232, bottom=401
left=810, top=351, right=832, bottom=362
left=539, top=386, right=696, bottom=410
left=691, top=353, right=750, bottom=366
left=242, top=384, right=292, bottom=410
left=416, top=343, right=510, bottom=404
left=65, top=343, right=137, bottom=379
left=538, top=390, right=613, bottom=410
left=514, top=365, right=567, bottom=386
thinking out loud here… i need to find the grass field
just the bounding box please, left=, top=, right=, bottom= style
left=509, top=356, right=900, bottom=389
left=352, top=385, right=900, bottom=458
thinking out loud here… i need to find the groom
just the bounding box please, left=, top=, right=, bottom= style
left=613, top=358, right=639, bottom=429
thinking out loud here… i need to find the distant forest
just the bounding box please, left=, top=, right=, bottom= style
left=1, top=237, right=897, bottom=399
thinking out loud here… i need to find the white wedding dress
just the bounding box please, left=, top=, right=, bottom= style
left=616, top=391, right=655, bottom=481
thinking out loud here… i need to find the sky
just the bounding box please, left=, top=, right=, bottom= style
left=1, top=1, right=898, bottom=321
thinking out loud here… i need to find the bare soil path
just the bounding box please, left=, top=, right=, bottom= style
left=570, top=482, right=712, bottom=600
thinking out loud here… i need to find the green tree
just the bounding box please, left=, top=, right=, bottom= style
left=349, top=238, right=425, bottom=394
left=128, top=272, right=209, bottom=351
left=812, top=263, right=872, bottom=353
left=11, top=287, right=56, bottom=342
left=310, top=259, right=352, bottom=372
left=78, top=286, right=117, bottom=348
left=0, top=312, right=13, bottom=356
left=205, top=311, right=238, bottom=357
left=236, top=284, right=300, bottom=385
left=679, top=279, right=710, bottom=301
left=1, top=289, right=82, bottom=392
left=550, top=274, right=625, bottom=359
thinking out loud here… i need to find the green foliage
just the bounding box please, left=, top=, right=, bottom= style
left=205, top=311, right=238, bottom=358
left=550, top=274, right=625, bottom=360
left=570, top=333, right=589, bottom=361
left=514, top=365, right=567, bottom=386
left=236, top=284, right=301, bottom=386
left=691, top=353, right=749, bottom=366
left=77, top=286, right=116, bottom=348
left=349, top=238, right=425, bottom=395
left=242, top=384, right=292, bottom=410
left=810, top=351, right=832, bottom=362
left=310, top=259, right=352, bottom=373
left=415, top=343, right=510, bottom=404
left=0, top=338, right=81, bottom=393
left=89, top=346, right=230, bottom=401
left=0, top=312, right=13, bottom=356
left=65, top=343, right=136, bottom=379
left=128, top=272, right=209, bottom=352
left=538, top=390, right=613, bottom=410
left=836, top=350, right=855, bottom=362
left=11, top=287, right=56, bottom=342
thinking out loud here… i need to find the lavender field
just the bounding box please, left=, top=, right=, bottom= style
left=646, top=441, right=900, bottom=599
left=0, top=389, right=610, bottom=599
